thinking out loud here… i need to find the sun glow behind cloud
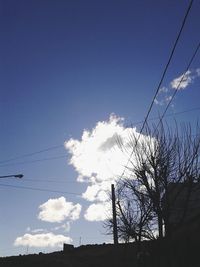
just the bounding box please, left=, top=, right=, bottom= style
left=65, top=114, right=153, bottom=222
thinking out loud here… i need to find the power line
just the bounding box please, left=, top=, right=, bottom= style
left=0, top=183, right=82, bottom=196
left=118, top=0, right=194, bottom=180
left=138, top=0, right=194, bottom=135
left=0, top=145, right=63, bottom=164
left=154, top=41, right=200, bottom=131
left=0, top=155, right=67, bottom=168
left=126, top=106, right=200, bottom=127
left=0, top=106, right=200, bottom=168
left=14, top=178, right=77, bottom=184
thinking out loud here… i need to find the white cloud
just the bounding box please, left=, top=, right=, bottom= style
left=154, top=68, right=200, bottom=106
left=84, top=202, right=111, bottom=221
left=170, top=70, right=193, bottom=90
left=65, top=115, right=145, bottom=201
left=38, top=197, right=82, bottom=223
left=65, top=115, right=155, bottom=222
left=14, top=233, right=72, bottom=248
left=65, top=115, right=129, bottom=182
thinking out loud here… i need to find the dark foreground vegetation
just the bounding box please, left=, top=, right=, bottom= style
left=1, top=220, right=200, bottom=267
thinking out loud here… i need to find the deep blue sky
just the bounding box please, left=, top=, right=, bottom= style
left=0, top=0, right=200, bottom=256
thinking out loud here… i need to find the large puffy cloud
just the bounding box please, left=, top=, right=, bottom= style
left=14, top=233, right=72, bottom=248
left=38, top=197, right=81, bottom=223
left=65, top=115, right=140, bottom=201
left=65, top=115, right=152, bottom=221
left=65, top=115, right=143, bottom=184
left=65, top=115, right=130, bottom=183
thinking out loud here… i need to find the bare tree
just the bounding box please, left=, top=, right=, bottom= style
left=106, top=121, right=200, bottom=241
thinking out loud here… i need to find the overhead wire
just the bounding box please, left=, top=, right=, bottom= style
left=138, top=0, right=194, bottom=136
left=0, top=145, right=63, bottom=164
left=154, top=41, right=200, bottom=132
left=0, top=106, right=200, bottom=168
left=0, top=1, right=196, bottom=173
left=0, top=183, right=82, bottom=196
left=11, top=178, right=77, bottom=184
left=126, top=106, right=200, bottom=127
left=0, top=155, right=67, bottom=168
left=118, top=0, right=195, bottom=180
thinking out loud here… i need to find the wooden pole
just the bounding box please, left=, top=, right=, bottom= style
left=111, top=184, right=118, bottom=244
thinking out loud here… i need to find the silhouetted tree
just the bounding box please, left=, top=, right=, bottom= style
left=106, top=121, right=200, bottom=241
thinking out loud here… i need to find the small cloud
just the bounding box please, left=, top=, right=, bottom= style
left=14, top=233, right=72, bottom=248
left=155, top=68, right=199, bottom=106
left=84, top=202, right=111, bottom=222
left=170, top=70, right=193, bottom=90
left=38, top=197, right=82, bottom=223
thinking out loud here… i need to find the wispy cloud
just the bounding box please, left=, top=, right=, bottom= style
left=52, top=222, right=71, bottom=233
left=38, top=197, right=81, bottom=223
left=26, top=227, right=48, bottom=233
left=14, top=233, right=72, bottom=248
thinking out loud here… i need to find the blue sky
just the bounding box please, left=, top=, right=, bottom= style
left=0, top=0, right=200, bottom=256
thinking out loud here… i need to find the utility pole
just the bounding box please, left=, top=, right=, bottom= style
left=111, top=184, right=118, bottom=245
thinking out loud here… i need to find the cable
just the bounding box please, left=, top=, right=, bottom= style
left=0, top=155, right=67, bottom=168
left=0, top=145, right=63, bottom=164
left=154, top=41, right=200, bottom=132
left=0, top=106, right=200, bottom=168
left=14, top=178, right=77, bottom=184
left=126, top=106, right=200, bottom=127
left=118, top=0, right=194, bottom=180
left=0, top=183, right=82, bottom=196
left=138, top=0, right=194, bottom=135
